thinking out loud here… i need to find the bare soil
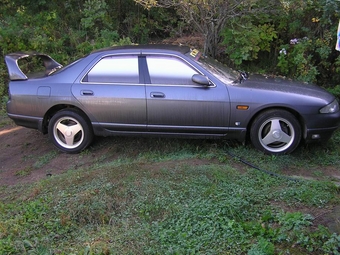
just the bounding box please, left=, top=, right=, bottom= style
left=0, top=119, right=108, bottom=186
left=0, top=118, right=340, bottom=234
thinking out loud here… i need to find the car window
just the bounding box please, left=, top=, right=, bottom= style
left=146, top=55, right=198, bottom=85
left=192, top=54, right=239, bottom=84
left=85, top=55, right=139, bottom=83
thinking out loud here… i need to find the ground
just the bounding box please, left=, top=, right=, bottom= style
left=2, top=117, right=340, bottom=187
left=1, top=116, right=340, bottom=234
left=0, top=118, right=102, bottom=186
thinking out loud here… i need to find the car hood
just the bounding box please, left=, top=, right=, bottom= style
left=238, top=74, right=334, bottom=101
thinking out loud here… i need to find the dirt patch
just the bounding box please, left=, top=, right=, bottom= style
left=0, top=119, right=224, bottom=186
left=2, top=118, right=339, bottom=187
left=1, top=119, right=340, bottom=185
left=0, top=120, right=93, bottom=186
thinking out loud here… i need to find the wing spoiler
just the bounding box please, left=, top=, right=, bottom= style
left=5, top=52, right=63, bottom=81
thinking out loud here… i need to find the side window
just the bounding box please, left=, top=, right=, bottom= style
left=146, top=55, right=198, bottom=85
left=85, top=55, right=139, bottom=83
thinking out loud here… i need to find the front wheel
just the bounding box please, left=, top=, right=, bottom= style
left=48, top=109, right=93, bottom=153
left=250, top=109, right=301, bottom=155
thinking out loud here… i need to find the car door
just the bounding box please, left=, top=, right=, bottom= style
left=144, top=54, right=230, bottom=134
left=72, top=55, right=147, bottom=132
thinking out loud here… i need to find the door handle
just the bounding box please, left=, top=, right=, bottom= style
left=150, top=92, right=165, bottom=98
left=81, top=90, right=94, bottom=96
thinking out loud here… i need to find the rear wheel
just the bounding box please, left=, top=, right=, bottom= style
left=48, top=109, right=93, bottom=153
left=250, top=109, right=301, bottom=155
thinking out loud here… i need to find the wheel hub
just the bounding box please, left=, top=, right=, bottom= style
left=65, top=129, right=73, bottom=137
left=272, top=130, right=282, bottom=140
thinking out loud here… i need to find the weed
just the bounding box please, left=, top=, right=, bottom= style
left=15, top=166, right=33, bottom=177
left=33, top=151, right=58, bottom=168
left=248, top=238, right=275, bottom=255
left=0, top=115, right=11, bottom=128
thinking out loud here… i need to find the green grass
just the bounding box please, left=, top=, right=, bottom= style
left=0, top=115, right=11, bottom=128
left=32, top=151, right=59, bottom=169
left=1, top=130, right=340, bottom=254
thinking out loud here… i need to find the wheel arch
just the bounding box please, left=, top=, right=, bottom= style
left=41, top=105, right=92, bottom=134
left=246, top=106, right=306, bottom=142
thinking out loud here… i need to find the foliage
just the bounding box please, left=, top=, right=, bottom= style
left=124, top=7, right=180, bottom=44
left=221, top=0, right=340, bottom=86
left=222, top=22, right=278, bottom=66
left=134, top=0, right=278, bottom=57
left=0, top=66, right=7, bottom=114
left=277, top=39, right=320, bottom=83
left=275, top=0, right=340, bottom=85
left=327, top=84, right=340, bottom=99
left=274, top=0, right=339, bottom=84
left=247, top=238, right=275, bottom=255
left=1, top=0, right=340, bottom=110
left=81, top=0, right=110, bottom=32
left=0, top=0, right=178, bottom=108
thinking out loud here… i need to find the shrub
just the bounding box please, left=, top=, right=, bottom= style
left=222, top=22, right=277, bottom=67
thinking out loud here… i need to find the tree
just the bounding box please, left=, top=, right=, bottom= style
left=134, top=0, right=279, bottom=57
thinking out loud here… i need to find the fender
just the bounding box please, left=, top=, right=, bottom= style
left=5, top=52, right=63, bottom=81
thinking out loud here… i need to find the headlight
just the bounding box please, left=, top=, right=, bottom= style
left=319, top=99, right=340, bottom=113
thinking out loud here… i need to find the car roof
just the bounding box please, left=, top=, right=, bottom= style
left=91, top=44, right=191, bottom=55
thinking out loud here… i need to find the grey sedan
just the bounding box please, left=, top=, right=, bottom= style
left=5, top=45, right=340, bottom=154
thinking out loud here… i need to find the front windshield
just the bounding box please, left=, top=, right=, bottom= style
left=189, top=51, right=239, bottom=84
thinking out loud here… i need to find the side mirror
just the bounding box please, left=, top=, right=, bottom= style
left=192, top=74, right=210, bottom=86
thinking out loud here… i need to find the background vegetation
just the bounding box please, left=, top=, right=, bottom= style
left=1, top=0, right=340, bottom=113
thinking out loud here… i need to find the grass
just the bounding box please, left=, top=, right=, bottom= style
left=0, top=128, right=340, bottom=254
left=32, top=151, right=59, bottom=169
left=0, top=115, right=11, bottom=128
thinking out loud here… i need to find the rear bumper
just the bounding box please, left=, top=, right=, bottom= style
left=7, top=113, right=44, bottom=133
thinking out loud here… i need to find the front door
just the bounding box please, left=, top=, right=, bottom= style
left=144, top=55, right=230, bottom=134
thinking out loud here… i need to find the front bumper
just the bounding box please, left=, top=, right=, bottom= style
left=304, top=110, right=340, bottom=143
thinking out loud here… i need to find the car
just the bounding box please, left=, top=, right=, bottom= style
left=4, top=45, right=340, bottom=154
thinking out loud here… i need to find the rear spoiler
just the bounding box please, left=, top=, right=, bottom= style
left=5, top=52, right=63, bottom=81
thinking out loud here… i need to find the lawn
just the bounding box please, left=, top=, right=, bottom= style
left=0, top=123, right=340, bottom=254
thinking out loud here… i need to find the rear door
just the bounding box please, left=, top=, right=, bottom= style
left=144, top=54, right=230, bottom=134
left=72, top=54, right=147, bottom=131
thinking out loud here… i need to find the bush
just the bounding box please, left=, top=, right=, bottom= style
left=277, top=39, right=319, bottom=83
left=222, top=22, right=277, bottom=67
left=220, top=0, right=340, bottom=88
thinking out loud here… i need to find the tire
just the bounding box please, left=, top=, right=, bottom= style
left=48, top=109, right=93, bottom=153
left=250, top=109, right=301, bottom=155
